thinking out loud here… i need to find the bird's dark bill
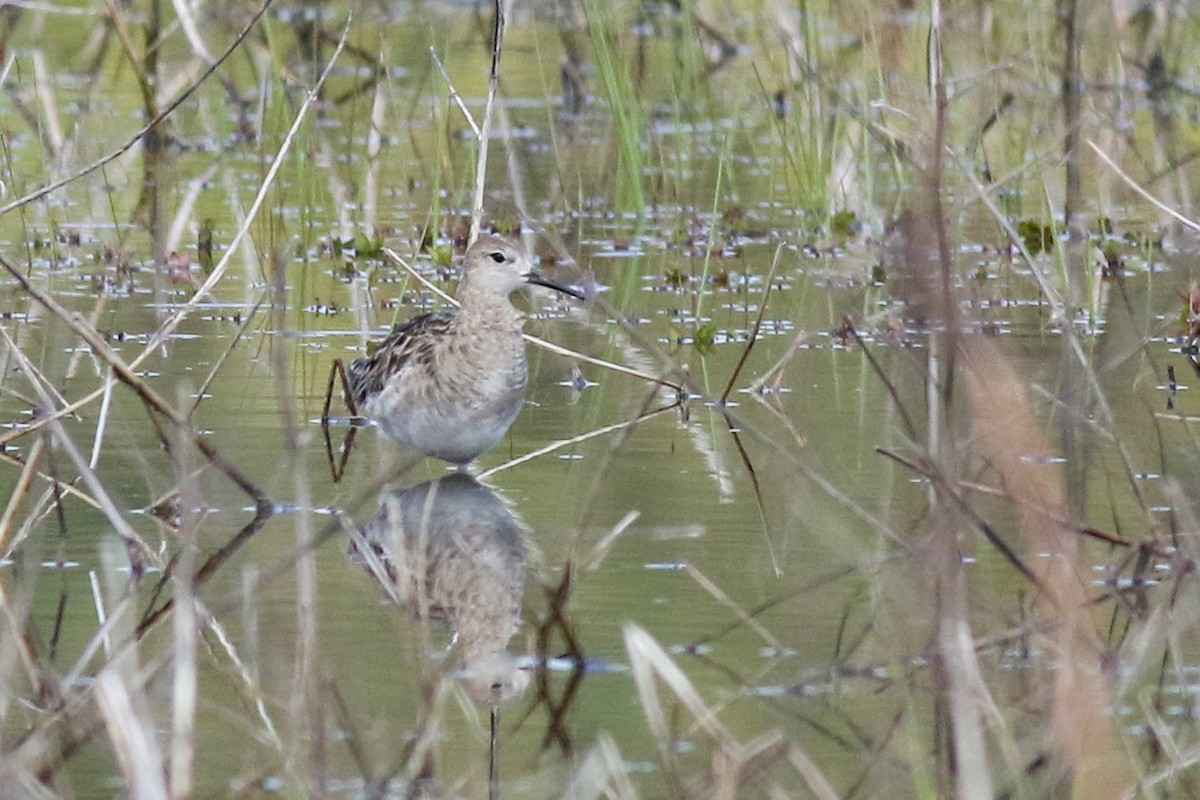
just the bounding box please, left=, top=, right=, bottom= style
left=525, top=270, right=585, bottom=300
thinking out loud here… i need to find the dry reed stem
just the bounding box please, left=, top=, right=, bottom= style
left=198, top=606, right=282, bottom=749
left=719, top=242, right=783, bottom=404
left=469, top=0, right=506, bottom=245
left=67, top=588, right=141, bottom=687
left=27, top=584, right=280, bottom=787
left=702, top=730, right=786, bottom=800
left=683, top=564, right=782, bottom=651
left=63, top=297, right=108, bottom=385
left=963, top=336, right=1135, bottom=798
left=362, top=76, right=386, bottom=238
left=346, top=523, right=404, bottom=605
left=0, top=569, right=49, bottom=712
left=168, top=415, right=201, bottom=798
left=963, top=168, right=1067, bottom=324
left=94, top=669, right=170, bottom=800
left=164, top=162, right=219, bottom=254
left=93, top=535, right=166, bottom=799
left=188, top=295, right=266, bottom=418
left=745, top=385, right=808, bottom=449
left=496, top=100, right=534, bottom=234
left=0, top=230, right=291, bottom=794
left=747, top=330, right=804, bottom=395
left=41, top=401, right=160, bottom=568
left=579, top=508, right=638, bottom=571
left=267, top=241, right=324, bottom=789
left=0, top=21, right=333, bottom=516
left=90, top=368, right=116, bottom=468
left=625, top=624, right=835, bottom=798
left=932, top=512, right=996, bottom=800
left=0, top=479, right=103, bottom=556
left=0, top=386, right=101, bottom=449
left=785, top=743, right=841, bottom=800
left=0, top=321, right=76, bottom=414
left=400, top=679, right=453, bottom=787
left=561, top=733, right=638, bottom=800
left=1087, top=140, right=1200, bottom=233
left=89, top=570, right=113, bottom=657
left=30, top=49, right=63, bottom=158
left=624, top=623, right=732, bottom=744
left=103, top=0, right=162, bottom=131
left=476, top=404, right=677, bottom=479
left=429, top=46, right=481, bottom=137
left=0, top=434, right=44, bottom=550
left=168, top=0, right=216, bottom=64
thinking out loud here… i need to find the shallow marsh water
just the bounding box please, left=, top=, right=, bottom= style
left=1, top=1, right=1200, bottom=797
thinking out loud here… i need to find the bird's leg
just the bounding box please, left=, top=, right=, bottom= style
left=322, top=357, right=360, bottom=421
left=321, top=358, right=362, bottom=483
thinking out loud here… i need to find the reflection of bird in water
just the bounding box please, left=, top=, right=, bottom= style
left=346, top=235, right=584, bottom=465
left=353, top=473, right=528, bottom=704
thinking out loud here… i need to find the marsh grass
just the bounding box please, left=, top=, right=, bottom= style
left=581, top=0, right=644, bottom=222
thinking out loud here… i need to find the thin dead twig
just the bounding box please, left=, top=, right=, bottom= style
left=0, top=434, right=45, bottom=552
left=429, top=47, right=481, bottom=138
left=719, top=242, right=783, bottom=405
left=476, top=403, right=678, bottom=480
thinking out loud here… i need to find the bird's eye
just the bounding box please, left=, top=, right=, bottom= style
left=489, top=251, right=506, bottom=263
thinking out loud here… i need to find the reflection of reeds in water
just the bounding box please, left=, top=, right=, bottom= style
left=352, top=475, right=529, bottom=705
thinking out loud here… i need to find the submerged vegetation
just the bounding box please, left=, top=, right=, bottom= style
left=0, top=0, right=1198, bottom=797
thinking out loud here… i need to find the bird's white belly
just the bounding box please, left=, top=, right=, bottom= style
left=364, top=360, right=526, bottom=464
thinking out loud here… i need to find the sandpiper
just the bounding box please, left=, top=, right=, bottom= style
left=352, top=474, right=529, bottom=704
left=347, top=235, right=583, bottom=464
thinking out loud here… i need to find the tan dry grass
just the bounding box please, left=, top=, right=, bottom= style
left=963, top=336, right=1136, bottom=798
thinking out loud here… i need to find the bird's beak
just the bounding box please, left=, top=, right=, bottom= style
left=525, top=269, right=585, bottom=300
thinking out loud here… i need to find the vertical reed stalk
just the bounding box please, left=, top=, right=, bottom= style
left=470, top=0, right=506, bottom=245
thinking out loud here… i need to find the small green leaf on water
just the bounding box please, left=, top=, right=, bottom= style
left=1095, top=216, right=1113, bottom=236
left=695, top=323, right=717, bottom=354
left=1099, top=241, right=1124, bottom=280
left=430, top=245, right=453, bottom=267
left=354, top=233, right=384, bottom=258
left=870, top=263, right=887, bottom=285
left=1123, top=230, right=1163, bottom=251
left=1015, top=219, right=1054, bottom=255
left=721, top=206, right=747, bottom=234
left=197, top=219, right=214, bottom=274
left=664, top=267, right=687, bottom=287
left=831, top=209, right=858, bottom=241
